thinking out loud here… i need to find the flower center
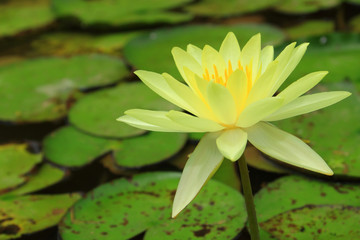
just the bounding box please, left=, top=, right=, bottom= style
left=202, top=60, right=254, bottom=94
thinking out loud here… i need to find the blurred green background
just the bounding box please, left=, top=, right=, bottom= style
left=0, top=0, right=359, bottom=240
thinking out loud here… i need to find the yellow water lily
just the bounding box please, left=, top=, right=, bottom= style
left=117, top=32, right=350, bottom=218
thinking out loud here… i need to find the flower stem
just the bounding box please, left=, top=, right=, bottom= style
left=237, top=155, right=260, bottom=240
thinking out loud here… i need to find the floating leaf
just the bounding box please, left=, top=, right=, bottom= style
left=123, top=24, right=285, bottom=80
left=275, top=0, right=340, bottom=14
left=59, top=172, right=246, bottom=240
left=0, top=193, right=81, bottom=240
left=69, top=82, right=177, bottom=138
left=275, top=82, right=360, bottom=178
left=43, top=126, right=187, bottom=169
left=285, top=20, right=334, bottom=40
left=255, top=175, right=360, bottom=239
left=281, top=33, right=360, bottom=89
left=43, top=126, right=114, bottom=167
left=261, top=205, right=360, bottom=240
left=31, top=31, right=143, bottom=56
left=0, top=0, right=54, bottom=37
left=185, top=0, right=278, bottom=17
left=0, top=54, right=128, bottom=123
left=51, top=0, right=193, bottom=26
left=0, top=144, right=42, bottom=193
left=0, top=164, right=66, bottom=199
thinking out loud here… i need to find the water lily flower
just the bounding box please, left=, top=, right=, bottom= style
left=117, top=32, right=350, bottom=218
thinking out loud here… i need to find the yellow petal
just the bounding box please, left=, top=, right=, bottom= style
left=219, top=32, right=241, bottom=68
left=246, top=122, right=333, bottom=175
left=264, top=91, right=351, bottom=121
left=124, top=109, right=202, bottom=132
left=259, top=45, right=274, bottom=74
left=187, top=44, right=202, bottom=64
left=271, top=43, right=309, bottom=94
left=246, top=60, right=278, bottom=105
left=216, top=128, right=248, bottom=161
left=202, top=45, right=226, bottom=84
left=172, top=47, right=203, bottom=85
left=172, top=132, right=223, bottom=217
left=236, top=97, right=284, bottom=128
left=117, top=115, right=173, bottom=132
left=241, top=33, right=261, bottom=84
left=206, top=81, right=237, bottom=125
left=167, top=110, right=224, bottom=132
left=226, top=69, right=247, bottom=114
left=278, top=71, right=328, bottom=105
left=162, top=73, right=213, bottom=119
left=135, top=70, right=202, bottom=116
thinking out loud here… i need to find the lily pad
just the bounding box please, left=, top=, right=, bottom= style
left=59, top=172, right=246, bottom=240
left=0, top=193, right=81, bottom=240
left=0, top=164, right=66, bottom=199
left=261, top=205, right=360, bottom=240
left=31, top=31, right=143, bottom=56
left=275, top=82, right=360, bottom=178
left=123, top=24, right=285, bottom=80
left=285, top=20, right=334, bottom=40
left=255, top=175, right=360, bottom=239
left=275, top=0, right=340, bottom=14
left=0, top=0, right=54, bottom=37
left=185, top=0, right=278, bottom=17
left=69, top=82, right=177, bottom=138
left=281, top=33, right=360, bottom=89
left=0, top=144, right=42, bottom=193
left=0, top=54, right=128, bottom=123
left=43, top=126, right=187, bottom=169
left=51, top=0, right=193, bottom=26
left=43, top=126, right=114, bottom=167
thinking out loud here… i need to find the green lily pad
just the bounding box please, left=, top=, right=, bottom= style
left=0, top=193, right=81, bottom=240
left=350, top=15, right=360, bottom=33
left=69, top=82, right=177, bottom=138
left=285, top=20, right=334, bottom=40
left=275, top=0, right=340, bottom=14
left=31, top=31, right=143, bottom=56
left=0, top=164, right=66, bottom=199
left=185, top=0, right=278, bottom=17
left=51, top=0, right=193, bottom=26
left=0, top=54, right=128, bottom=123
left=275, top=82, right=360, bottom=178
left=123, top=24, right=285, bottom=80
left=261, top=205, right=360, bottom=240
left=43, top=126, right=114, bottom=167
left=282, top=33, right=360, bottom=89
left=0, top=0, right=54, bottom=37
left=43, top=126, right=187, bottom=169
left=59, top=172, right=246, bottom=240
left=0, top=144, right=42, bottom=193
left=255, top=175, right=360, bottom=239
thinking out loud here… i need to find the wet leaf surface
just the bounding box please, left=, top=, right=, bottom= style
left=43, top=126, right=187, bottom=169
left=0, top=0, right=54, bottom=37
left=59, top=172, right=246, bottom=240
left=275, top=82, right=360, bottom=178
left=0, top=54, right=128, bottom=123
left=0, top=193, right=81, bottom=240
left=69, top=82, right=177, bottom=138
left=255, top=175, right=360, bottom=239
left=51, top=0, right=193, bottom=26
left=274, top=0, right=340, bottom=14
left=0, top=164, right=66, bottom=199
left=261, top=204, right=360, bottom=240
left=285, top=20, right=334, bottom=40
left=0, top=144, right=42, bottom=193
left=123, top=24, right=285, bottom=80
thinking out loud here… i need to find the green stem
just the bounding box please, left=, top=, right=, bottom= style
left=238, top=155, right=260, bottom=240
